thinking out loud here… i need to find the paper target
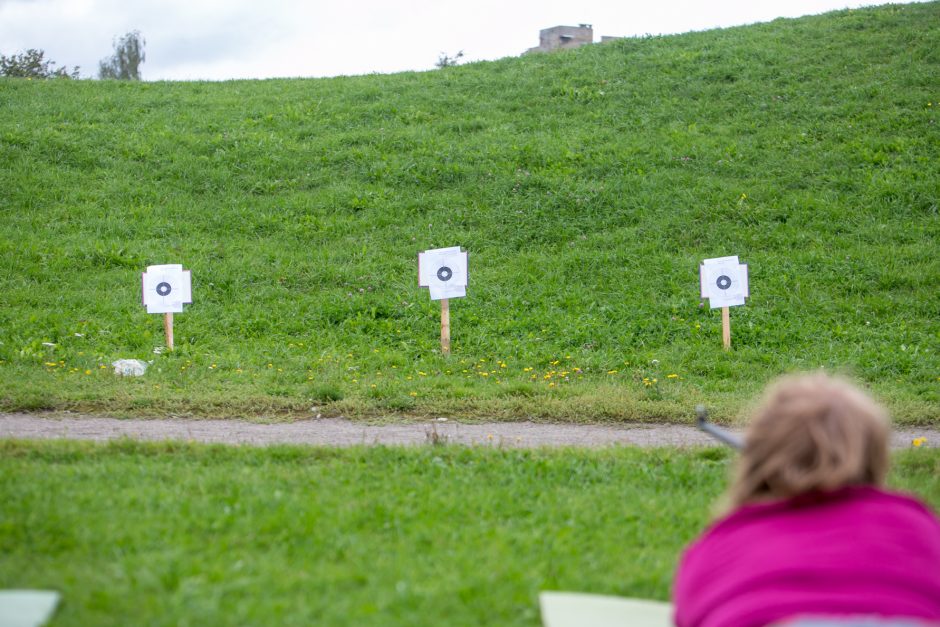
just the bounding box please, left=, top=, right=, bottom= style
left=700, top=256, right=748, bottom=309
left=419, top=246, right=468, bottom=301
left=142, top=264, right=192, bottom=314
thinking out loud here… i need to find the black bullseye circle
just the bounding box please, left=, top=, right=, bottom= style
left=716, top=275, right=732, bottom=290
left=156, top=282, right=172, bottom=296
left=436, top=266, right=453, bottom=282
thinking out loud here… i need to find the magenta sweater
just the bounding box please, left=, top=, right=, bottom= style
left=673, top=486, right=940, bottom=627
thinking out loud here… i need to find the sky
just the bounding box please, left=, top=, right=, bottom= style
left=0, top=0, right=925, bottom=81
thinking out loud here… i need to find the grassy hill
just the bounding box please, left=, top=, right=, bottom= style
left=1, top=2, right=938, bottom=423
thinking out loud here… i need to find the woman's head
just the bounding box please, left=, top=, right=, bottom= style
left=726, top=373, right=890, bottom=509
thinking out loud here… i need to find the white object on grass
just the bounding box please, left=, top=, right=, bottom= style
left=418, top=247, right=468, bottom=301
left=700, top=255, right=749, bottom=309
left=0, top=590, right=60, bottom=627
left=142, top=264, right=192, bottom=314
left=112, top=359, right=148, bottom=377
left=539, top=592, right=672, bottom=627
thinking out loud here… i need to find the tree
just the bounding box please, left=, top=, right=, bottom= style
left=0, top=49, right=79, bottom=79
left=435, top=50, right=464, bottom=69
left=99, top=31, right=145, bottom=80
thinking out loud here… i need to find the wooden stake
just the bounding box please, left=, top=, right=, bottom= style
left=164, top=312, right=174, bottom=351
left=721, top=306, right=731, bottom=351
left=440, top=298, right=451, bottom=356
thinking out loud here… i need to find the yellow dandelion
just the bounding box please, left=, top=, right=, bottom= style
left=912, top=437, right=927, bottom=448
left=667, top=374, right=679, bottom=379
left=607, top=370, right=618, bottom=374
left=84, top=369, right=91, bottom=375
left=409, top=391, right=417, bottom=397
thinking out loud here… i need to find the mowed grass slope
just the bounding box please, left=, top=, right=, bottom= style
left=1, top=2, right=938, bottom=421
left=2, top=440, right=938, bottom=626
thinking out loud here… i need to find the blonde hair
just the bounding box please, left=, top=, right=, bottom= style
left=725, top=373, right=890, bottom=510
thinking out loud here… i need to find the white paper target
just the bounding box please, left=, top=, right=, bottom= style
left=418, top=247, right=468, bottom=301
left=700, top=256, right=748, bottom=309
left=142, top=264, right=192, bottom=314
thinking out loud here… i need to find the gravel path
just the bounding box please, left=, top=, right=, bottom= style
left=1, top=413, right=935, bottom=449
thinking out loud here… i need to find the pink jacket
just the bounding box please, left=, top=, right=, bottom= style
left=673, top=486, right=940, bottom=627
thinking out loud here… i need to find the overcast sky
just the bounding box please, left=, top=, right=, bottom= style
left=0, top=0, right=924, bottom=81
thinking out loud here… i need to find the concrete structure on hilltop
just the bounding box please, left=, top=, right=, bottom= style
left=527, top=24, right=594, bottom=53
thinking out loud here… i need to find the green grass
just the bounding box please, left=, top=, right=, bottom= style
left=1, top=440, right=937, bottom=626
left=1, top=2, right=938, bottom=422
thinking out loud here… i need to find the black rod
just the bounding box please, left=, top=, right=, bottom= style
left=695, top=405, right=744, bottom=450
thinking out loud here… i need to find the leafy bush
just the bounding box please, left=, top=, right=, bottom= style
left=0, top=49, right=78, bottom=79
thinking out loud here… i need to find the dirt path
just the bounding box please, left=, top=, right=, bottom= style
left=1, top=413, right=935, bottom=449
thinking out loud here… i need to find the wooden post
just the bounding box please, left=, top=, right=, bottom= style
left=164, top=312, right=174, bottom=351
left=721, top=306, right=730, bottom=351
left=440, top=298, right=451, bottom=356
